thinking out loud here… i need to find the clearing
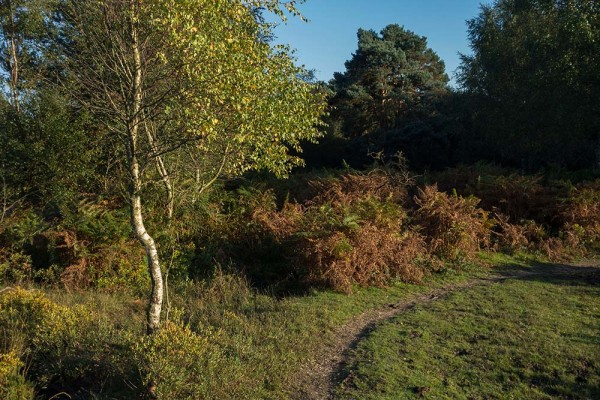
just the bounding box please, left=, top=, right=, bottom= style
left=294, top=261, right=600, bottom=399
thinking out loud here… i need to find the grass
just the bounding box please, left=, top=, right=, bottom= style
left=336, top=264, right=600, bottom=399
left=4, top=253, right=593, bottom=399
left=2, top=255, right=518, bottom=399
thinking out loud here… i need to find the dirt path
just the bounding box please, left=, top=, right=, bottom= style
left=290, top=261, right=600, bottom=400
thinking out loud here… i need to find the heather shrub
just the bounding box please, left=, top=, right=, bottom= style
left=414, top=185, right=493, bottom=260
left=0, top=288, right=62, bottom=341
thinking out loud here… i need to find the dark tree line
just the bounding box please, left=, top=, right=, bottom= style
left=458, top=0, right=600, bottom=170
left=308, top=0, right=600, bottom=173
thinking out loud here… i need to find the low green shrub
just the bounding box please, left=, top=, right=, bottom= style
left=0, top=251, right=32, bottom=284
left=0, top=198, right=149, bottom=292
left=132, top=321, right=225, bottom=400
left=0, top=350, right=35, bottom=400
left=0, top=287, right=138, bottom=399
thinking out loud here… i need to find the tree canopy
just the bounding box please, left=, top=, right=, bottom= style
left=303, top=24, right=452, bottom=170
left=55, top=0, right=326, bottom=332
left=0, top=0, right=58, bottom=111
left=329, top=24, right=448, bottom=138
left=458, top=0, right=600, bottom=169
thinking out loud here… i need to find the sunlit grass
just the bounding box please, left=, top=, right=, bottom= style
left=337, top=269, right=600, bottom=399
left=29, top=256, right=506, bottom=398
left=6, top=253, right=589, bottom=399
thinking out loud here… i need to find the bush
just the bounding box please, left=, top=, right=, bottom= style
left=0, top=251, right=33, bottom=285
left=0, top=350, right=35, bottom=400
left=132, top=321, right=225, bottom=400
left=306, top=170, right=409, bottom=207
left=0, top=209, right=45, bottom=285
left=0, top=197, right=150, bottom=292
left=298, top=223, right=426, bottom=293
left=414, top=185, right=493, bottom=260
left=0, top=288, right=138, bottom=398
left=183, top=169, right=427, bottom=293
left=431, top=165, right=565, bottom=225
left=288, top=172, right=424, bottom=293
left=492, top=214, right=553, bottom=255
left=427, top=163, right=513, bottom=193
left=560, top=185, right=600, bottom=249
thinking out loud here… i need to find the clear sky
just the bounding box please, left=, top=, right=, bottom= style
left=272, top=0, right=491, bottom=86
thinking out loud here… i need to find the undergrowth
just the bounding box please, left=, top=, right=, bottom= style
left=1, top=164, right=600, bottom=397
left=0, top=260, right=501, bottom=399
left=3, top=164, right=600, bottom=293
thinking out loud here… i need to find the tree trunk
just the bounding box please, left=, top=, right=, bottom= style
left=9, top=34, right=20, bottom=112
left=145, top=124, right=174, bottom=219
left=7, top=3, right=20, bottom=113
left=131, top=189, right=163, bottom=334
left=128, top=0, right=163, bottom=334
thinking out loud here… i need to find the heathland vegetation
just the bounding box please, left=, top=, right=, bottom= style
left=1, top=0, right=599, bottom=398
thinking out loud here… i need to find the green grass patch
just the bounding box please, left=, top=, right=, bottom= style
left=337, top=268, right=600, bottom=399
left=1, top=254, right=517, bottom=399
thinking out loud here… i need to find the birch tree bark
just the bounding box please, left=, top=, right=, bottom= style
left=128, top=0, right=162, bottom=333
left=1, top=0, right=21, bottom=112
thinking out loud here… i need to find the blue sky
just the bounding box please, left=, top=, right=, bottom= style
left=272, top=0, right=491, bottom=86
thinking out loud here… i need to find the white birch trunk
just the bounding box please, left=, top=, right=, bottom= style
left=128, top=0, right=163, bottom=334
left=7, top=4, right=20, bottom=113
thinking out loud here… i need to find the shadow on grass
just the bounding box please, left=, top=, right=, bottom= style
left=525, top=371, right=600, bottom=400
left=331, top=259, right=600, bottom=399
left=494, top=259, right=600, bottom=287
